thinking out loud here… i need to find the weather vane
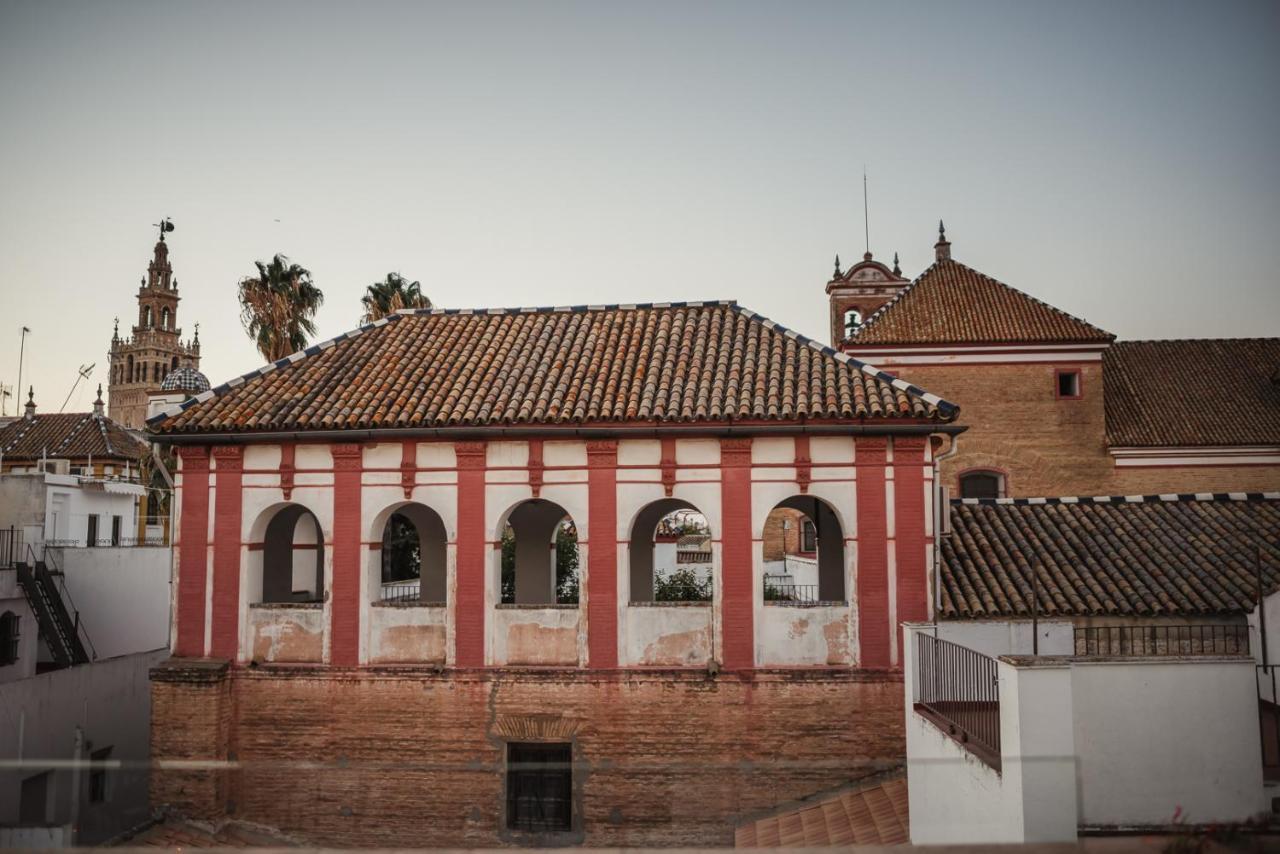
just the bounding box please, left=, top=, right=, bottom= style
left=153, top=217, right=175, bottom=241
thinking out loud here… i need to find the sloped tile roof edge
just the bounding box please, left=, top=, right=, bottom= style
left=851, top=259, right=1116, bottom=344
left=955, top=491, right=1279, bottom=506
left=146, top=300, right=960, bottom=432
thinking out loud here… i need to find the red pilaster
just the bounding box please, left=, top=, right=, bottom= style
left=586, top=440, right=618, bottom=668
left=893, top=437, right=929, bottom=656
left=720, top=437, right=754, bottom=670
left=210, top=446, right=244, bottom=660
left=455, top=441, right=487, bottom=667
left=330, top=443, right=362, bottom=666
left=175, top=446, right=210, bottom=657
left=855, top=437, right=891, bottom=669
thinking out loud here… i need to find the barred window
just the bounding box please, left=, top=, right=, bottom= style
left=0, top=611, right=20, bottom=666
left=506, top=743, right=572, bottom=832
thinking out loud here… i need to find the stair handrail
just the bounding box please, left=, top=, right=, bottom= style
left=25, top=544, right=94, bottom=664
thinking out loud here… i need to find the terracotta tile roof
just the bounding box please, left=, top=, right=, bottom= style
left=850, top=259, right=1114, bottom=346
left=0, top=411, right=148, bottom=462
left=735, top=771, right=908, bottom=847
left=941, top=493, right=1280, bottom=619
left=149, top=302, right=957, bottom=435
left=1104, top=339, right=1280, bottom=447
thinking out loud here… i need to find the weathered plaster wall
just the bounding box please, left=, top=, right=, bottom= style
left=623, top=604, right=712, bottom=666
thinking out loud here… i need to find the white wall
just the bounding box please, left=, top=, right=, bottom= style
left=52, top=547, right=171, bottom=660
left=0, top=648, right=166, bottom=844
left=1249, top=589, right=1280, bottom=703
left=1071, top=657, right=1265, bottom=828
left=0, top=568, right=38, bottom=683
left=935, top=619, right=1074, bottom=658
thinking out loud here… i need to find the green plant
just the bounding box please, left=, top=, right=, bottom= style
left=654, top=568, right=711, bottom=602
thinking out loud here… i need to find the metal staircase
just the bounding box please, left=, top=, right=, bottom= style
left=15, top=547, right=93, bottom=668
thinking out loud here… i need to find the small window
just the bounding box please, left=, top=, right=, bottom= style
left=1056, top=369, right=1081, bottom=399
left=89, top=746, right=113, bottom=803
left=86, top=515, right=99, bottom=547
left=842, top=307, right=864, bottom=339
left=0, top=611, right=20, bottom=665
left=959, top=471, right=1003, bottom=499
left=506, top=742, right=572, bottom=832
left=111, top=516, right=122, bottom=547
left=800, top=519, right=817, bottom=553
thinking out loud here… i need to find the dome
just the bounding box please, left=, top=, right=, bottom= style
left=160, top=366, right=210, bottom=394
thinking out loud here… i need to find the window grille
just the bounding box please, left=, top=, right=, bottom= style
left=506, top=743, right=572, bottom=832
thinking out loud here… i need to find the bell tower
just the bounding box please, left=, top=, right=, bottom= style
left=108, top=221, right=202, bottom=428
left=826, top=251, right=910, bottom=347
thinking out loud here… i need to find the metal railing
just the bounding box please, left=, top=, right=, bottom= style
left=763, top=575, right=819, bottom=606
left=915, top=634, right=1001, bottom=769
left=675, top=550, right=712, bottom=564
left=380, top=581, right=421, bottom=603
left=1073, top=624, right=1249, bottom=657
left=37, top=546, right=97, bottom=662
left=0, top=527, right=22, bottom=568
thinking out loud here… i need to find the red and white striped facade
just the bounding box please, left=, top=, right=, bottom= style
left=170, top=432, right=940, bottom=671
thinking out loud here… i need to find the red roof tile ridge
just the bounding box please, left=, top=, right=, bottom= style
left=852, top=257, right=1115, bottom=345
left=954, top=491, right=1279, bottom=506
left=147, top=300, right=961, bottom=431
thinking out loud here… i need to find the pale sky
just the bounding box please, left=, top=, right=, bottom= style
left=1, top=0, right=1276, bottom=416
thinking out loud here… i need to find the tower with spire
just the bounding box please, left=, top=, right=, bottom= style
left=825, top=248, right=910, bottom=348
left=107, top=222, right=202, bottom=428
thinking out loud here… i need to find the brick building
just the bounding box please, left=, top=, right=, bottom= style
left=838, top=225, right=1280, bottom=498
left=146, top=301, right=962, bottom=846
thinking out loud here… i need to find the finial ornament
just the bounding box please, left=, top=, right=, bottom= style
left=833, top=254, right=842, bottom=278
left=934, top=219, right=952, bottom=262
left=939, top=220, right=946, bottom=241
left=892, top=252, right=901, bottom=276
left=153, top=217, right=175, bottom=241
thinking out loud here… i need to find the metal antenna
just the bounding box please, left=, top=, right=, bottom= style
left=862, top=167, right=870, bottom=255
left=60, top=363, right=95, bottom=413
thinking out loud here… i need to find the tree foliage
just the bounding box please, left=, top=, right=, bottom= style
left=361, top=273, right=431, bottom=323
left=238, top=254, right=324, bottom=362
left=500, top=520, right=579, bottom=604
left=654, top=567, right=711, bottom=602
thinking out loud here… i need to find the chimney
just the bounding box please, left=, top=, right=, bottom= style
left=93, top=384, right=105, bottom=416
left=23, top=386, right=35, bottom=420
left=934, top=220, right=952, bottom=262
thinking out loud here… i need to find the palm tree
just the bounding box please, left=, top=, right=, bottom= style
left=238, top=255, right=324, bottom=362
left=361, top=273, right=431, bottom=322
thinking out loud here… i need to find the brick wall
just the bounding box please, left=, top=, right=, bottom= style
left=150, top=665, right=904, bottom=847
left=761, top=508, right=805, bottom=561
left=150, top=659, right=233, bottom=820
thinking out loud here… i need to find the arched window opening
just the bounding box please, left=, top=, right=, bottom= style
left=258, top=505, right=325, bottom=604
left=500, top=499, right=578, bottom=605
left=959, top=471, right=1004, bottom=499
left=143, top=306, right=153, bottom=328
left=171, top=356, right=179, bottom=371
left=161, top=307, right=171, bottom=330
left=628, top=499, right=712, bottom=603
left=378, top=505, right=447, bottom=604
left=126, top=356, right=133, bottom=383
left=0, top=611, right=19, bottom=665
left=842, top=307, right=864, bottom=339
left=761, top=497, right=845, bottom=606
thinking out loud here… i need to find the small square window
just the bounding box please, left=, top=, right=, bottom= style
left=506, top=742, right=572, bottom=832
left=1056, top=370, right=1081, bottom=399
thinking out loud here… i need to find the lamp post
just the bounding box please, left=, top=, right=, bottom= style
left=15, top=326, right=29, bottom=412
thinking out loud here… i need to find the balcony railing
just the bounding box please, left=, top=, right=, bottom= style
left=763, top=575, right=819, bottom=606
left=915, top=634, right=1001, bottom=770
left=380, top=580, right=421, bottom=603
left=1073, top=624, right=1249, bottom=657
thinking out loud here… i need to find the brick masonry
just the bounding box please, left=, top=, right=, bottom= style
left=210, top=447, right=243, bottom=660
left=761, top=508, right=805, bottom=561
left=719, top=438, right=754, bottom=669
left=855, top=438, right=890, bottom=668
left=175, top=446, right=210, bottom=657
left=889, top=362, right=1279, bottom=496
left=150, top=663, right=905, bottom=848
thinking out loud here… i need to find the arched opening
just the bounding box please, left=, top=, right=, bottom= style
left=256, top=504, right=325, bottom=603
left=499, top=499, right=578, bottom=605
left=142, top=306, right=153, bottom=328
left=126, top=355, right=133, bottom=383
left=842, top=307, right=864, bottom=339
left=161, top=307, right=171, bottom=329
left=761, top=496, right=845, bottom=605
left=171, top=356, right=179, bottom=371
left=959, top=470, right=1004, bottom=499
left=376, top=503, right=447, bottom=603
left=628, top=499, right=712, bottom=603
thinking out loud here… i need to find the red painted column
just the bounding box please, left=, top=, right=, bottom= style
left=330, top=443, right=362, bottom=666
left=455, top=441, right=487, bottom=667
left=210, top=446, right=244, bottom=660
left=893, top=438, right=929, bottom=660
left=720, top=437, right=754, bottom=670
left=175, top=446, right=210, bottom=657
left=856, top=437, right=891, bottom=669
left=586, top=440, right=618, bottom=668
